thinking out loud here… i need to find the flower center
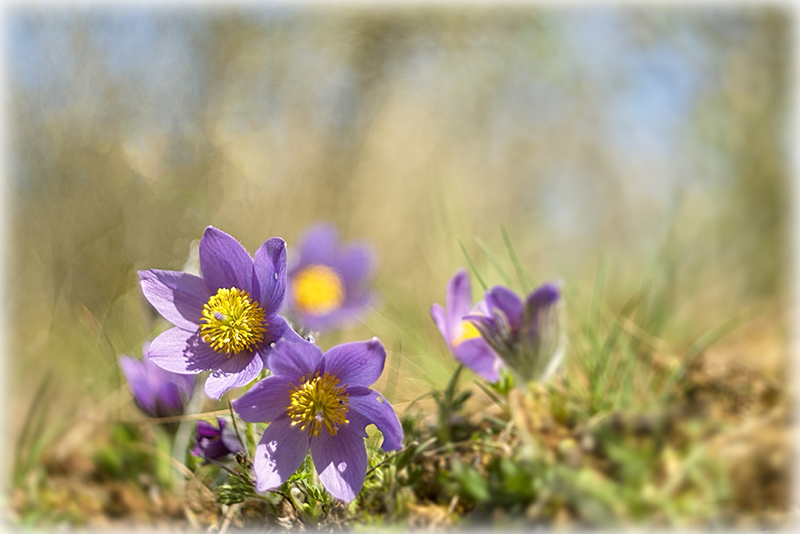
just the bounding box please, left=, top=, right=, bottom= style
left=200, top=287, right=267, bottom=355
left=286, top=372, right=349, bottom=436
left=453, top=320, right=481, bottom=347
left=292, top=265, right=345, bottom=316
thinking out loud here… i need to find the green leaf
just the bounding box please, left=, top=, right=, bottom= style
left=452, top=460, right=490, bottom=503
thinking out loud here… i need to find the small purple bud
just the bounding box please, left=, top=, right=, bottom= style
left=119, top=345, right=195, bottom=419
left=191, top=418, right=244, bottom=462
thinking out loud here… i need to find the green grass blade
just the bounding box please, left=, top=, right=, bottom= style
left=458, top=238, right=488, bottom=291
left=500, top=223, right=530, bottom=293
left=473, top=379, right=510, bottom=417
left=474, top=237, right=514, bottom=287
left=13, top=372, right=53, bottom=486
left=591, top=256, right=609, bottom=326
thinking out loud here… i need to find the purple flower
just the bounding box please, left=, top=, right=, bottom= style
left=119, top=343, right=195, bottom=418
left=430, top=270, right=504, bottom=382
left=466, top=283, right=565, bottom=385
left=191, top=418, right=243, bottom=462
left=285, top=223, right=376, bottom=332
left=232, top=338, right=403, bottom=502
left=139, top=226, right=304, bottom=399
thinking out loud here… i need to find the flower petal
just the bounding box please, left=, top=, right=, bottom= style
left=262, top=315, right=304, bottom=346
left=195, top=420, right=220, bottom=438
left=294, top=223, right=339, bottom=268
left=203, top=352, right=264, bottom=399
left=199, top=226, right=256, bottom=295
left=220, top=421, right=244, bottom=454
left=233, top=375, right=293, bottom=423
left=523, top=282, right=564, bottom=381
left=310, top=424, right=368, bottom=502
left=144, top=352, right=195, bottom=395
left=255, top=237, right=287, bottom=315
left=334, top=243, right=374, bottom=289
left=139, top=269, right=210, bottom=331
left=155, top=381, right=186, bottom=417
left=524, top=283, right=561, bottom=324
left=147, top=328, right=227, bottom=374
left=267, top=339, right=323, bottom=379
left=119, top=355, right=157, bottom=415
left=454, top=338, right=502, bottom=382
left=485, top=285, right=524, bottom=333
left=445, top=270, right=473, bottom=337
left=463, top=312, right=496, bottom=334
left=430, top=303, right=448, bottom=343
left=322, top=339, right=385, bottom=388
left=253, top=416, right=310, bottom=492
left=346, top=387, right=404, bottom=451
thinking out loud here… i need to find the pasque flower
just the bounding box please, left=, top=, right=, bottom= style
left=465, top=283, right=564, bottom=385
left=430, top=270, right=504, bottom=382
left=119, top=343, right=195, bottom=418
left=285, top=223, right=376, bottom=332
left=191, top=418, right=243, bottom=462
left=232, top=338, right=403, bottom=502
left=139, top=227, right=303, bottom=399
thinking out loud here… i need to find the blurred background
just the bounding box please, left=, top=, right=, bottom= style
left=2, top=2, right=792, bottom=513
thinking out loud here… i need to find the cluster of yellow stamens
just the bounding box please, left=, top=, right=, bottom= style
left=452, top=320, right=481, bottom=347
left=292, top=265, right=345, bottom=315
left=286, top=372, right=349, bottom=436
left=200, top=287, right=267, bottom=355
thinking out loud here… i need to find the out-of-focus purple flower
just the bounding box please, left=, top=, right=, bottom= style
left=119, top=343, right=195, bottom=418
left=232, top=338, right=403, bottom=502
left=285, top=223, right=376, bottom=333
left=465, top=283, right=564, bottom=385
left=139, top=226, right=304, bottom=399
left=430, top=270, right=504, bottom=382
left=191, top=418, right=243, bottom=462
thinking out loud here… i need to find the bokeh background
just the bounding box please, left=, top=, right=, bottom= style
left=2, top=3, right=792, bottom=521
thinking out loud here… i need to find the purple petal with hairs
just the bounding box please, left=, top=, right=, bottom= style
left=199, top=226, right=256, bottom=295
left=232, top=375, right=294, bottom=423
left=148, top=328, right=228, bottom=374
left=346, top=387, right=404, bottom=451
left=138, top=269, right=210, bottom=331
left=310, top=424, right=368, bottom=502
left=454, top=338, right=502, bottom=382
left=255, top=237, right=287, bottom=315
left=445, top=269, right=473, bottom=338
left=253, top=416, right=311, bottom=492
left=266, top=339, right=323, bottom=379
left=321, top=339, right=385, bottom=388
left=203, top=351, right=264, bottom=400
left=485, top=285, right=524, bottom=333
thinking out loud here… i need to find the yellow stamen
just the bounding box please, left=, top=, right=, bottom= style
left=292, top=265, right=345, bottom=316
left=453, top=320, right=481, bottom=347
left=286, top=372, right=349, bottom=437
left=200, top=287, right=267, bottom=355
